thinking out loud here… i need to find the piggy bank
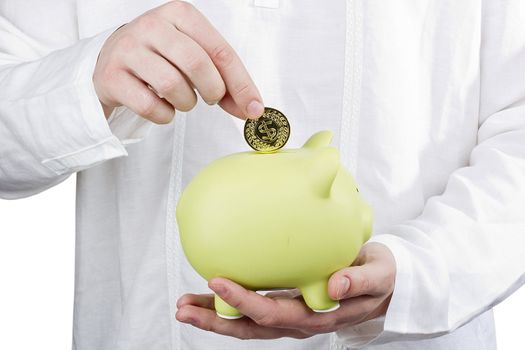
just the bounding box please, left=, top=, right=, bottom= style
left=176, top=131, right=372, bottom=319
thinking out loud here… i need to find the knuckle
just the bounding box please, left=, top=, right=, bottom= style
left=135, top=14, right=159, bottom=31
left=115, top=33, right=138, bottom=52
left=231, top=81, right=251, bottom=99
left=222, top=289, right=246, bottom=310
left=183, top=55, right=208, bottom=74
left=359, top=277, right=371, bottom=294
left=211, top=44, right=235, bottom=68
left=96, top=66, right=124, bottom=89
left=228, top=297, right=243, bottom=310
left=381, top=265, right=396, bottom=290
left=169, top=0, right=196, bottom=16
left=206, top=82, right=226, bottom=103
left=157, top=73, right=182, bottom=96
left=136, top=94, right=158, bottom=118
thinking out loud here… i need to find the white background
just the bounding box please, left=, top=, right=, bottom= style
left=0, top=176, right=523, bottom=349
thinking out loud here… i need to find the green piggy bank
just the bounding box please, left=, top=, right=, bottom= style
left=176, top=131, right=372, bottom=319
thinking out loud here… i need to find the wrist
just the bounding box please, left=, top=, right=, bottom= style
left=100, top=101, right=115, bottom=119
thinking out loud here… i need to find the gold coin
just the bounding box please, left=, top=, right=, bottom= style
left=244, top=107, right=290, bottom=153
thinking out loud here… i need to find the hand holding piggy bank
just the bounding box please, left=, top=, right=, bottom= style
left=176, top=131, right=372, bottom=319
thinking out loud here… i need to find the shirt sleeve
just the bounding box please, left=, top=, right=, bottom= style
left=0, top=14, right=152, bottom=199
left=337, top=0, right=525, bottom=347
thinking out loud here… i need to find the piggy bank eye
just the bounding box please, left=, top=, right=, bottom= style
left=356, top=188, right=359, bottom=192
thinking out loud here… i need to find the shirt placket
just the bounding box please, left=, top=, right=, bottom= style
left=332, top=0, right=364, bottom=347
left=164, top=1, right=364, bottom=349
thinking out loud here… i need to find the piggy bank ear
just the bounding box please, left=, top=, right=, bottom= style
left=303, top=131, right=339, bottom=198
left=302, top=130, right=333, bottom=149
left=306, top=146, right=340, bottom=199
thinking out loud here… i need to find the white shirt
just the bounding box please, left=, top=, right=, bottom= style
left=1, top=1, right=524, bottom=349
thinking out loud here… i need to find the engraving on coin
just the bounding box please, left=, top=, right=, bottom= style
left=244, top=107, right=290, bottom=153
left=257, top=119, right=277, bottom=141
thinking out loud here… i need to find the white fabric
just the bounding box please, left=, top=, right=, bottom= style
left=1, top=1, right=524, bottom=349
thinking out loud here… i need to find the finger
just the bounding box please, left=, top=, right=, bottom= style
left=109, top=71, right=175, bottom=124
left=177, top=293, right=214, bottom=309
left=209, top=279, right=377, bottom=335
left=159, top=1, right=264, bottom=119
left=209, top=278, right=313, bottom=329
left=176, top=305, right=307, bottom=340
left=126, top=48, right=197, bottom=111
left=333, top=295, right=385, bottom=326
left=150, top=23, right=226, bottom=105
left=217, top=93, right=244, bottom=119
left=265, top=289, right=302, bottom=300
left=328, top=263, right=388, bottom=300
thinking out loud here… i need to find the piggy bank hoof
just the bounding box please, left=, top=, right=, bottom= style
left=216, top=312, right=244, bottom=320
left=214, top=294, right=243, bottom=320
left=312, top=303, right=340, bottom=313
left=300, top=280, right=340, bottom=312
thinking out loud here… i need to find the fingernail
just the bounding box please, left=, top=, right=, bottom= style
left=337, top=277, right=350, bottom=300
left=246, top=100, right=264, bottom=119
left=206, top=99, right=220, bottom=106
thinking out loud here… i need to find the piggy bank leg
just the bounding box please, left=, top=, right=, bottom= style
left=300, top=280, right=340, bottom=313
left=214, top=294, right=243, bottom=320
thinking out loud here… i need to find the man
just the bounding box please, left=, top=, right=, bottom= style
left=1, top=0, right=524, bottom=349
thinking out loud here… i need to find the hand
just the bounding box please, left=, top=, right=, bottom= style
left=93, top=0, right=264, bottom=123
left=176, top=242, right=396, bottom=339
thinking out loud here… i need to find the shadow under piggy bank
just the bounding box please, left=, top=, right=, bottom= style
left=176, top=130, right=373, bottom=319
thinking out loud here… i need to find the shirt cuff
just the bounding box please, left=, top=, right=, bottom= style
left=335, top=234, right=414, bottom=348
left=41, top=26, right=152, bottom=175
left=107, top=105, right=153, bottom=145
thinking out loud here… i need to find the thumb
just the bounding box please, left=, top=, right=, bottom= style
left=328, top=264, right=380, bottom=300
left=219, top=92, right=264, bottom=120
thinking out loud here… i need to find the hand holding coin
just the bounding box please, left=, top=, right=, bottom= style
left=93, top=1, right=265, bottom=124
left=244, top=107, right=290, bottom=153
